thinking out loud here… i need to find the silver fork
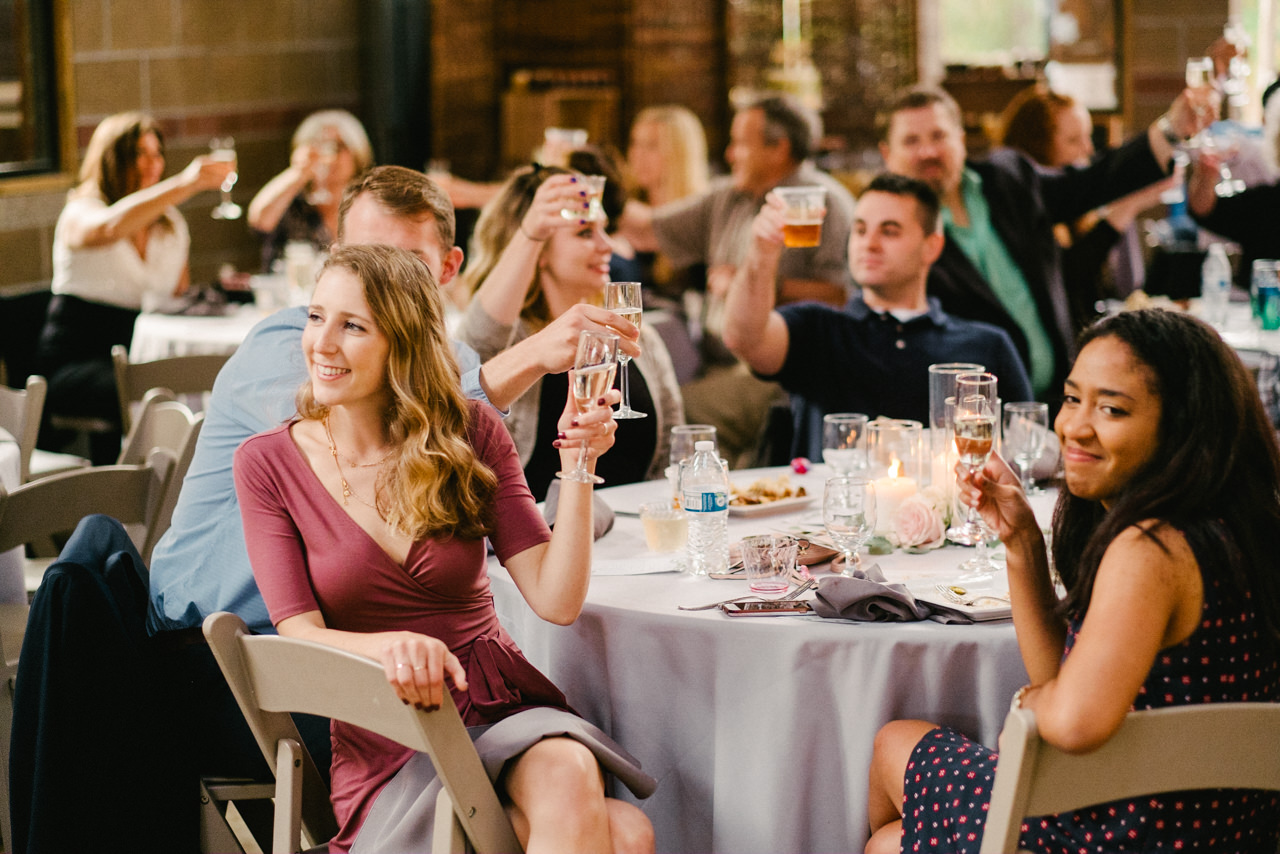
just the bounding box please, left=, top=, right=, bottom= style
left=934, top=583, right=1009, bottom=607
left=678, top=577, right=817, bottom=611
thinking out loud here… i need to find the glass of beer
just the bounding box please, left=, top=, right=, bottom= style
left=774, top=186, right=827, bottom=248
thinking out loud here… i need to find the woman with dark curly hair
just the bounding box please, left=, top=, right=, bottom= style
left=866, top=309, right=1280, bottom=853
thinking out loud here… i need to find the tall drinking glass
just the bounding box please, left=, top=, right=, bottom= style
left=670, top=424, right=716, bottom=469
left=604, top=281, right=647, bottom=419
left=556, top=331, right=619, bottom=484
left=928, top=362, right=984, bottom=486
left=823, top=476, right=876, bottom=578
left=946, top=373, right=999, bottom=580
left=1003, top=401, right=1049, bottom=495
left=822, top=413, right=868, bottom=475
left=209, top=137, right=241, bottom=220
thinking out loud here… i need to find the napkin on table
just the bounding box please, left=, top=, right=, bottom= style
left=812, top=563, right=973, bottom=624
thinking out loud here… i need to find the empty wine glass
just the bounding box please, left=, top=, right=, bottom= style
left=823, top=476, right=876, bottom=577
left=1003, top=401, right=1049, bottom=496
left=822, top=413, right=869, bottom=475
left=556, top=330, right=619, bottom=484
left=209, top=137, right=242, bottom=220
left=946, top=372, right=999, bottom=580
left=604, top=281, right=647, bottom=419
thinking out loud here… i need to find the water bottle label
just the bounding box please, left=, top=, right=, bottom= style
left=683, top=490, right=727, bottom=513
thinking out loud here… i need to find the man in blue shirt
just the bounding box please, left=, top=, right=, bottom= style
left=147, top=165, right=640, bottom=781
left=722, top=172, right=1031, bottom=460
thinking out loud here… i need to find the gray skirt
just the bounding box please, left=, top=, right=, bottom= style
left=350, top=706, right=657, bottom=852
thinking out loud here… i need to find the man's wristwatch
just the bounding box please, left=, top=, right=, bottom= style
left=1156, top=113, right=1187, bottom=146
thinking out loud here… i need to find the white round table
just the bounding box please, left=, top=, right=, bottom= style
left=129, top=307, right=268, bottom=361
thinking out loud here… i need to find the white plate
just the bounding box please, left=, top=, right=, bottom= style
left=727, top=495, right=816, bottom=518
left=908, top=580, right=1011, bottom=621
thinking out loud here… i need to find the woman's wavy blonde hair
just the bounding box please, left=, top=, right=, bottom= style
left=297, top=244, right=496, bottom=540
left=459, top=164, right=570, bottom=330
left=630, top=105, right=709, bottom=205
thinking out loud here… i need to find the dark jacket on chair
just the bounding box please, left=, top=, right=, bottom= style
left=10, top=514, right=195, bottom=854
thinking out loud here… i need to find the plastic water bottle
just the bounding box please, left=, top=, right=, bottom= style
left=681, top=440, right=729, bottom=576
left=1201, top=243, right=1231, bottom=327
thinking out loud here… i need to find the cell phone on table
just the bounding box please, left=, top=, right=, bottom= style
left=721, top=600, right=813, bottom=616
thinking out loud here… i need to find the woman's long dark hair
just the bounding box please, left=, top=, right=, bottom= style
left=1052, top=309, right=1280, bottom=641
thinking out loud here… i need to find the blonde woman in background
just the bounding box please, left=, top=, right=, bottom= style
left=35, top=111, right=233, bottom=463
left=457, top=165, right=684, bottom=501
left=248, top=109, right=373, bottom=271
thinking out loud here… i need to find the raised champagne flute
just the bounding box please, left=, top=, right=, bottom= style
left=604, top=281, right=647, bottom=419
left=556, top=330, right=619, bottom=484
left=823, top=476, right=876, bottom=577
left=209, top=137, right=242, bottom=220
left=946, top=372, right=999, bottom=580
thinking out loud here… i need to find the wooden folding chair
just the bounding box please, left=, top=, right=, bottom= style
left=111, top=344, right=230, bottom=435
left=980, top=703, right=1280, bottom=853
left=203, top=611, right=523, bottom=854
left=0, top=375, right=89, bottom=482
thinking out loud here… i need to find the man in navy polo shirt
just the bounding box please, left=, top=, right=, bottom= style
left=722, top=172, right=1031, bottom=460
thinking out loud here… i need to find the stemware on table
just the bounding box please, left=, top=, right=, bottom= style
left=946, top=372, right=999, bottom=581
left=209, top=137, right=242, bottom=221
left=1003, top=401, right=1049, bottom=496
left=556, top=330, right=619, bottom=484
left=823, top=475, right=876, bottom=578
left=604, top=281, right=647, bottom=420
left=822, top=412, right=868, bottom=475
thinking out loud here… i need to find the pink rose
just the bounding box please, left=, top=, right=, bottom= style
left=892, top=493, right=946, bottom=549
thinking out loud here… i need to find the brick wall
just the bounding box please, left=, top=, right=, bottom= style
left=0, top=0, right=363, bottom=299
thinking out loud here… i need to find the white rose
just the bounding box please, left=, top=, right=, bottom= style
left=892, top=493, right=947, bottom=549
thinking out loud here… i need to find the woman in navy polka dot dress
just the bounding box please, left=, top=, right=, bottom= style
left=865, top=310, right=1280, bottom=853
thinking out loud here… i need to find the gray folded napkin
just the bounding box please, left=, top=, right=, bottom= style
left=541, top=480, right=615, bottom=541
left=812, top=564, right=972, bottom=624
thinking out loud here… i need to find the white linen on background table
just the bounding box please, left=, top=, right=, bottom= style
left=490, top=466, right=1041, bottom=853
left=0, top=429, right=26, bottom=603
left=129, top=307, right=266, bottom=360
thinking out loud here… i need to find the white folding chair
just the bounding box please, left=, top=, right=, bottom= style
left=980, top=703, right=1280, bottom=853
left=111, top=344, right=229, bottom=435
left=0, top=376, right=89, bottom=482
left=203, top=611, right=523, bottom=854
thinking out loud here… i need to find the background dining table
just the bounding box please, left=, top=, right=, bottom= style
left=129, top=305, right=268, bottom=361
left=489, top=465, right=1055, bottom=853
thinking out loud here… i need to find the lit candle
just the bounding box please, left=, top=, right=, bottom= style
left=872, top=459, right=917, bottom=535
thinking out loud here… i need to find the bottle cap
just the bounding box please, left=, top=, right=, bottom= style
left=694, top=440, right=715, bottom=452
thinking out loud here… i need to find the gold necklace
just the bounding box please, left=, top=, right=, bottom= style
left=323, top=414, right=386, bottom=513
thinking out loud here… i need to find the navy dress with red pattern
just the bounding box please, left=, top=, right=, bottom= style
left=899, top=529, right=1280, bottom=853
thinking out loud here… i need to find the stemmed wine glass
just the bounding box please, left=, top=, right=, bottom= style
left=556, top=330, right=619, bottom=484
left=603, top=281, right=647, bottom=419
left=1003, top=401, right=1049, bottom=496
left=823, top=476, right=876, bottom=578
left=946, top=372, right=999, bottom=580
left=209, top=137, right=242, bottom=220
left=822, top=413, right=869, bottom=475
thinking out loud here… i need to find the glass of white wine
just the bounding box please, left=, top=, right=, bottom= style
left=557, top=330, right=619, bottom=484
left=209, top=137, right=242, bottom=220
left=604, top=281, right=647, bottom=419
left=823, top=476, right=876, bottom=577
left=946, top=372, right=999, bottom=579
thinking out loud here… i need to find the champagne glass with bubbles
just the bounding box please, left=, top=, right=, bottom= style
left=209, top=137, right=242, bottom=220
left=947, top=373, right=999, bottom=580
left=604, top=281, right=647, bottom=419
left=556, top=330, right=619, bottom=484
left=824, top=476, right=876, bottom=577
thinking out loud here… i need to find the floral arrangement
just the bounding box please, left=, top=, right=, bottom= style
left=889, top=485, right=951, bottom=551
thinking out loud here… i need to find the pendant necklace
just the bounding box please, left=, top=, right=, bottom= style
left=323, top=413, right=389, bottom=513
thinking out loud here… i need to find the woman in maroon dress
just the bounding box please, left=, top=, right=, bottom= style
left=866, top=309, right=1280, bottom=853
left=234, top=244, right=654, bottom=853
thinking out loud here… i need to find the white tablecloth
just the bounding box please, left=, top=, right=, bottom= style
left=490, top=466, right=1049, bottom=853
left=130, top=307, right=267, bottom=361
left=0, top=429, right=25, bottom=603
